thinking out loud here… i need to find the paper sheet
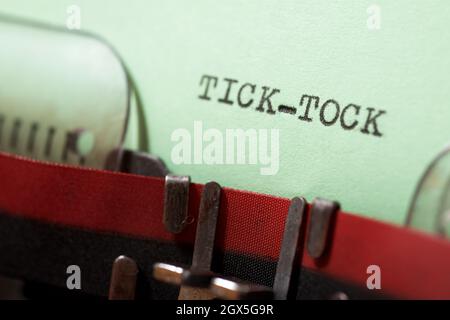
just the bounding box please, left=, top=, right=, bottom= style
left=1, top=0, right=450, bottom=225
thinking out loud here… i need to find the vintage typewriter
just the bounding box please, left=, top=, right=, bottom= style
left=0, top=1, right=449, bottom=301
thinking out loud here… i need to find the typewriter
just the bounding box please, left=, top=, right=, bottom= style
left=0, top=1, right=449, bottom=302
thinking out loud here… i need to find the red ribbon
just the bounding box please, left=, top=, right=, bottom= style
left=0, top=152, right=449, bottom=299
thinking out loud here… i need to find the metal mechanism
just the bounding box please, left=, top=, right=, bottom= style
left=163, top=175, right=191, bottom=234
left=108, top=255, right=138, bottom=300
left=210, top=277, right=273, bottom=300
left=153, top=262, right=185, bottom=286
left=155, top=181, right=222, bottom=300
left=118, top=149, right=169, bottom=177
left=407, top=145, right=450, bottom=238
left=307, top=198, right=340, bottom=259
left=329, top=292, right=349, bottom=300
left=178, top=181, right=221, bottom=300
left=273, top=197, right=306, bottom=300
left=153, top=262, right=215, bottom=288
left=154, top=195, right=347, bottom=300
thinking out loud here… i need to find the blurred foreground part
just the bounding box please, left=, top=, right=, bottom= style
left=407, top=145, right=450, bottom=238
left=0, top=16, right=131, bottom=169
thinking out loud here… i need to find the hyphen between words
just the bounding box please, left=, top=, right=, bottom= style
left=198, top=74, right=387, bottom=137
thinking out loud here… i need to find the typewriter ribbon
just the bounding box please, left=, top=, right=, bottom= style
left=0, top=153, right=450, bottom=299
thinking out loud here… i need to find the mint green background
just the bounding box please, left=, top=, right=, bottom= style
left=1, top=0, right=450, bottom=225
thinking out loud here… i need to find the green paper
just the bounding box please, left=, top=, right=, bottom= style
left=1, top=0, right=450, bottom=226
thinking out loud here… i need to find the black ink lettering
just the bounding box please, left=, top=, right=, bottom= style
left=196, top=74, right=387, bottom=137
left=256, top=86, right=280, bottom=114
left=198, top=75, right=218, bottom=100
left=298, top=95, right=320, bottom=122
left=218, top=78, right=238, bottom=105
left=320, top=100, right=340, bottom=126
left=361, top=108, right=386, bottom=137
left=340, top=104, right=360, bottom=130
left=237, top=83, right=256, bottom=108
left=278, top=105, right=297, bottom=115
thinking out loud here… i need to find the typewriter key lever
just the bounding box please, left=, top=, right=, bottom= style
left=153, top=262, right=215, bottom=289
left=307, top=198, right=340, bottom=259
left=108, top=255, right=138, bottom=300
left=204, top=198, right=306, bottom=301
left=273, top=197, right=307, bottom=300
left=154, top=181, right=222, bottom=300
left=163, top=175, right=191, bottom=234
left=210, top=277, right=273, bottom=300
